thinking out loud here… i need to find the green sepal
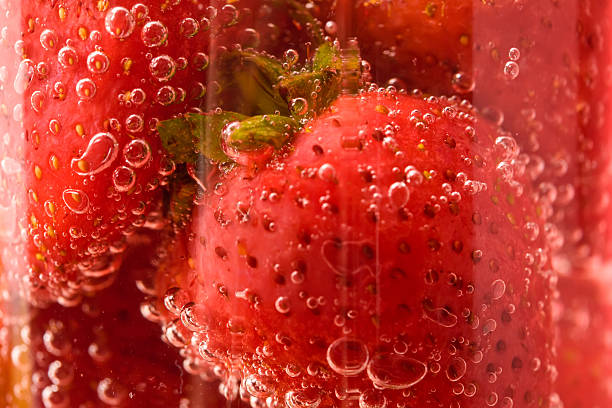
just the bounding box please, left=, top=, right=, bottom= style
left=279, top=43, right=343, bottom=115
left=225, top=115, right=297, bottom=151
left=273, top=0, right=325, bottom=46
left=313, top=41, right=341, bottom=71
left=167, top=170, right=198, bottom=227
left=159, top=112, right=296, bottom=166
left=159, top=112, right=247, bottom=164
left=215, top=50, right=290, bottom=116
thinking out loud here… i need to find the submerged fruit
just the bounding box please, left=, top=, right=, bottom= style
left=15, top=0, right=319, bottom=304
left=155, top=92, right=557, bottom=407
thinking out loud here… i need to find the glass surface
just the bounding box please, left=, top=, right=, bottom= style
left=0, top=1, right=610, bottom=407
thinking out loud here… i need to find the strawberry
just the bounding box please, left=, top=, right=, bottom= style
left=318, top=4, right=612, bottom=405
left=324, top=0, right=612, bottom=264
left=554, top=274, right=612, bottom=408
left=14, top=0, right=321, bottom=304
left=0, top=229, right=245, bottom=407
left=154, top=90, right=556, bottom=407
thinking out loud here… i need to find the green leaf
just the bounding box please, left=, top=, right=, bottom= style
left=313, top=41, right=341, bottom=71
left=215, top=50, right=290, bottom=116
left=279, top=70, right=341, bottom=115
left=279, top=0, right=325, bottom=46
left=225, top=115, right=297, bottom=151
left=159, top=113, right=296, bottom=165
left=159, top=112, right=247, bottom=164
left=168, top=170, right=198, bottom=227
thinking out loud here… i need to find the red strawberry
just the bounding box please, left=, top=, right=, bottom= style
left=155, top=91, right=556, bottom=407
left=324, top=0, right=612, bottom=264
left=318, top=4, right=612, bottom=405
left=12, top=0, right=320, bottom=305
left=554, top=274, right=612, bottom=408
left=0, top=229, right=244, bottom=407
left=311, top=0, right=612, bottom=262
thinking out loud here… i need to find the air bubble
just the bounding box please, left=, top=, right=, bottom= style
left=496, top=161, right=513, bottom=182
left=359, top=390, right=387, bottom=408
left=87, top=51, right=110, bottom=74
left=275, top=296, right=291, bottom=314
left=317, top=163, right=336, bottom=183
left=31, top=91, right=45, bottom=112
left=244, top=375, right=273, bottom=398
left=43, top=324, right=70, bottom=356
left=62, top=189, right=89, bottom=214
left=10, top=344, right=28, bottom=367
left=508, top=47, right=520, bottom=61
left=451, top=71, right=474, bottom=94
left=240, top=27, right=260, bottom=48
left=219, top=4, right=238, bottom=26
left=181, top=302, right=208, bottom=331
left=423, top=305, right=458, bottom=327
left=284, top=49, right=299, bottom=67
left=156, top=85, right=176, bottom=105
left=71, top=132, right=118, bottom=175
left=192, top=52, right=209, bottom=71
left=486, top=392, right=499, bottom=406
left=180, top=17, right=199, bottom=37
left=158, top=156, right=175, bottom=176
left=326, top=337, right=369, bottom=376
left=325, top=21, right=337, bottom=35
left=404, top=165, right=423, bottom=185
left=149, top=55, right=176, bottom=81
left=75, top=78, right=96, bottom=100
left=105, top=7, right=135, bottom=39
left=523, top=222, right=540, bottom=241
left=482, top=319, right=497, bottom=335
left=88, top=341, right=111, bottom=363
left=366, top=353, right=427, bottom=389
left=285, top=389, right=321, bottom=408
left=125, top=114, right=145, bottom=134
left=112, top=166, right=135, bottom=192
left=284, top=97, right=309, bottom=117
left=14, top=59, right=34, bottom=94
left=97, top=377, right=127, bottom=405
left=40, top=29, right=58, bottom=50
left=504, top=61, right=519, bottom=80
left=141, top=21, right=168, bottom=47
left=445, top=357, right=467, bottom=381
left=494, top=136, right=519, bottom=161
left=123, top=139, right=151, bottom=167
left=42, top=385, right=68, bottom=408
left=164, top=287, right=189, bottom=315
left=388, top=181, right=410, bottom=208
left=57, top=46, right=78, bottom=68
left=48, top=360, right=74, bottom=386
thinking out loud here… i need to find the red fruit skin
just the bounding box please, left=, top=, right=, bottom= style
left=554, top=274, right=612, bottom=408
left=342, top=0, right=612, bottom=265
left=156, top=93, right=556, bottom=407
left=0, top=229, right=242, bottom=407
left=13, top=0, right=314, bottom=303
left=328, top=3, right=612, bottom=405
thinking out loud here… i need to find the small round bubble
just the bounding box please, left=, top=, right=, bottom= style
left=508, top=47, right=520, bottom=61
left=180, top=17, right=199, bottom=37
left=87, top=51, right=110, bottom=74
left=149, top=55, right=176, bottom=81
left=504, top=61, right=520, bottom=80
left=105, top=7, right=135, bottom=39
left=141, top=21, right=168, bottom=47
left=75, top=78, right=96, bottom=100
left=112, top=166, right=136, bottom=192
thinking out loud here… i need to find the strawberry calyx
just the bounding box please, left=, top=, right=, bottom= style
left=158, top=39, right=351, bottom=225
left=159, top=112, right=297, bottom=165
